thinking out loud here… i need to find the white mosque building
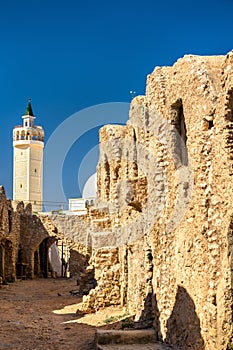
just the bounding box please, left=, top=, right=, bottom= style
left=13, top=100, right=96, bottom=214
left=13, top=100, right=44, bottom=213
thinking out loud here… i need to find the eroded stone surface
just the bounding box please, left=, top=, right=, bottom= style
left=1, top=50, right=233, bottom=350
left=74, top=51, right=233, bottom=350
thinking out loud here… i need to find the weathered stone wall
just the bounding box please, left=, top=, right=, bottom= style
left=0, top=186, right=20, bottom=281
left=76, top=51, right=233, bottom=350
left=46, top=214, right=90, bottom=249
left=1, top=50, right=233, bottom=349
left=0, top=188, right=87, bottom=280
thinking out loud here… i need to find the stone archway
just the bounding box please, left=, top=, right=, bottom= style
left=32, top=237, right=56, bottom=279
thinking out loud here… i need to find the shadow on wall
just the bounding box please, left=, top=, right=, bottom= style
left=136, top=285, right=204, bottom=349
left=138, top=291, right=161, bottom=339
left=165, top=285, right=204, bottom=350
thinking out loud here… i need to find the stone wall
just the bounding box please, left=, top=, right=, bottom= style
left=76, top=51, right=233, bottom=350
left=1, top=50, right=233, bottom=350
left=0, top=187, right=87, bottom=280
left=46, top=214, right=90, bottom=250
left=0, top=186, right=20, bottom=281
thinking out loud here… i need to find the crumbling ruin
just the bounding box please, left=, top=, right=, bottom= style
left=0, top=186, right=89, bottom=281
left=1, top=50, right=233, bottom=350
left=74, top=51, right=233, bottom=350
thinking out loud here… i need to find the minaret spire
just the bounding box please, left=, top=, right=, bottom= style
left=25, top=98, right=34, bottom=116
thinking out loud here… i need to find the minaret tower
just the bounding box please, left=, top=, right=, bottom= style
left=13, top=100, right=44, bottom=212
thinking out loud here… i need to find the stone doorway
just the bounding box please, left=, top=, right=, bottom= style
left=39, top=238, right=49, bottom=278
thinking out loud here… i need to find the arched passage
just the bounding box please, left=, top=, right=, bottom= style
left=32, top=237, right=57, bottom=279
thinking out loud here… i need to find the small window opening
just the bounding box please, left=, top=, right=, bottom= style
left=171, top=100, right=188, bottom=166
left=208, top=120, right=214, bottom=129
left=20, top=184, right=22, bottom=189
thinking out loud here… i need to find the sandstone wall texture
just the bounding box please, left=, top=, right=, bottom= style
left=1, top=51, right=233, bottom=350
left=0, top=186, right=20, bottom=281
left=76, top=51, right=233, bottom=350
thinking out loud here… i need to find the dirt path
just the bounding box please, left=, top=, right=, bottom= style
left=0, top=278, right=96, bottom=350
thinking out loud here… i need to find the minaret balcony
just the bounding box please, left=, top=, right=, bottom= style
left=13, top=139, right=44, bottom=147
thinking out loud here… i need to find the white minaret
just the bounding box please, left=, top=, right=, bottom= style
left=13, top=100, right=44, bottom=212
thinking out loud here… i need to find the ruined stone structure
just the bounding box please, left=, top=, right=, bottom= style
left=0, top=186, right=20, bottom=282
left=72, top=51, right=233, bottom=350
left=13, top=100, right=44, bottom=213
left=0, top=185, right=89, bottom=281
left=1, top=51, right=233, bottom=349
left=0, top=185, right=53, bottom=280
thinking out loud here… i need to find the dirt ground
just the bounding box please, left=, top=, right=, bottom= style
left=0, top=277, right=125, bottom=350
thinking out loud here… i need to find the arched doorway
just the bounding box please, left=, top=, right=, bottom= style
left=39, top=238, right=49, bottom=278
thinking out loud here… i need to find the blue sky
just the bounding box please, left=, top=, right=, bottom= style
left=0, top=0, right=233, bottom=207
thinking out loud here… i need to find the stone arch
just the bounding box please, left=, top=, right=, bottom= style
left=14, top=130, right=20, bottom=140
left=20, top=130, right=25, bottom=140
left=32, top=237, right=57, bottom=279
left=37, top=128, right=44, bottom=142
left=31, top=130, right=38, bottom=140
left=26, top=130, right=31, bottom=140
